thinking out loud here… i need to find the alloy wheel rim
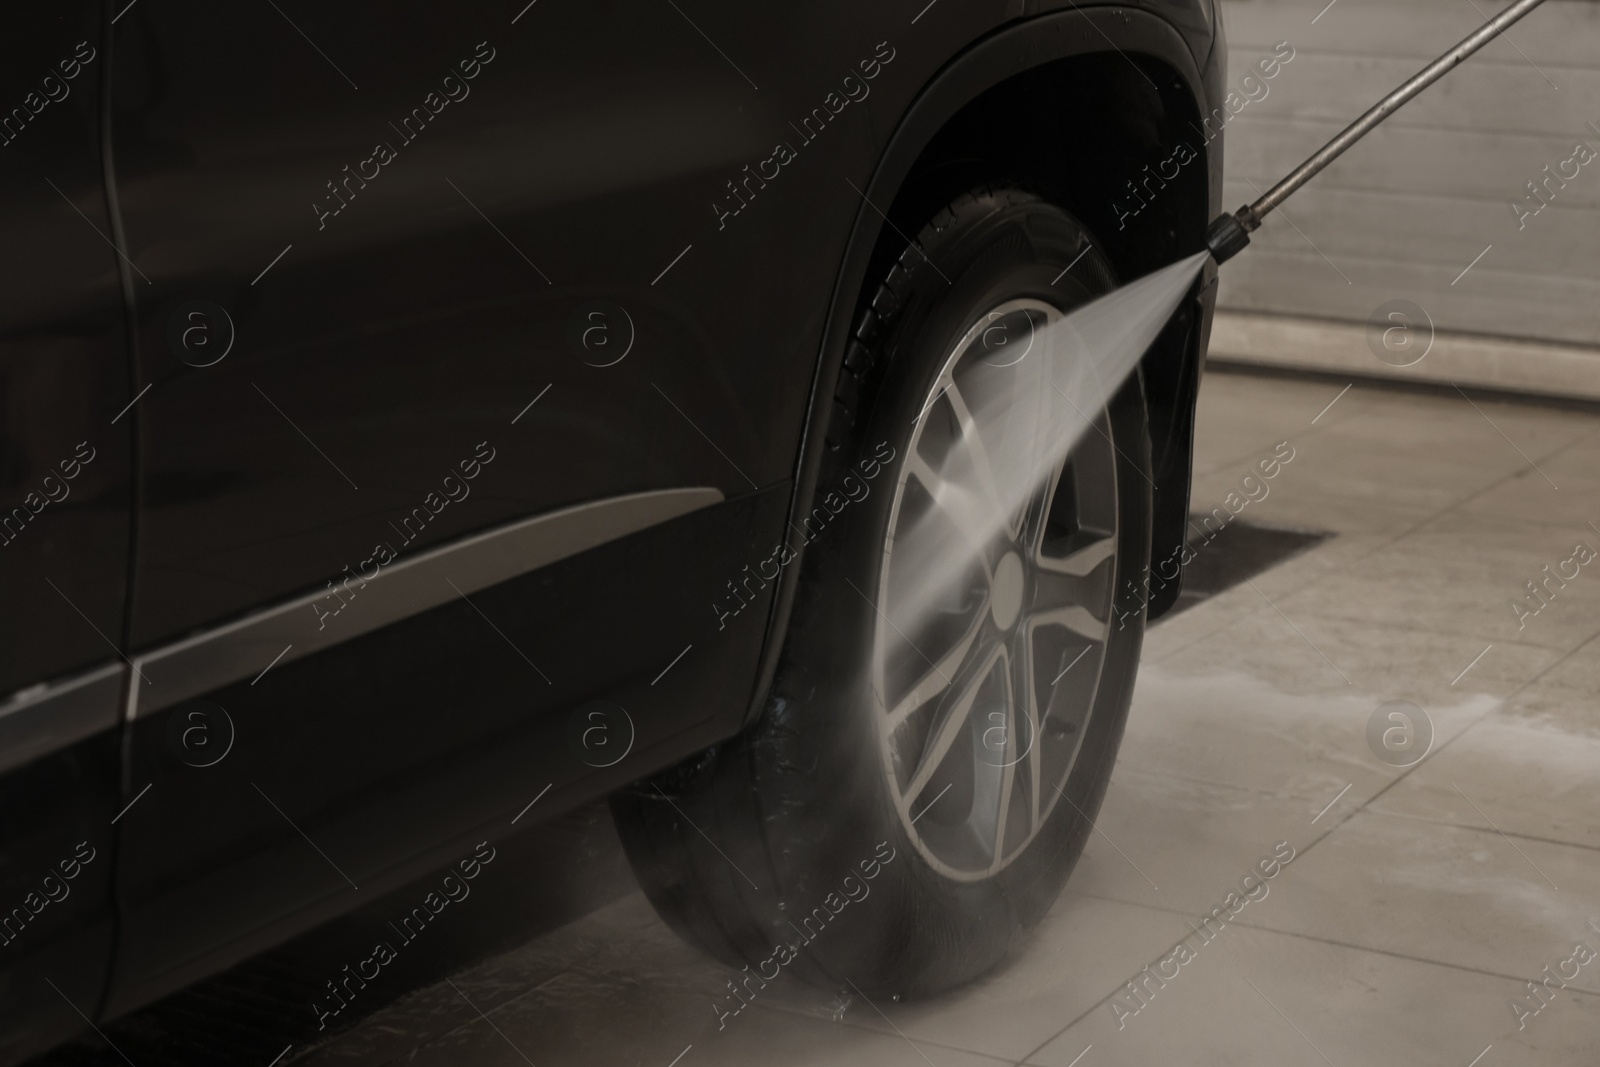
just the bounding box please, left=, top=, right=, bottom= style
left=873, top=298, right=1121, bottom=882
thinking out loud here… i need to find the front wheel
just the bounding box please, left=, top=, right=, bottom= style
left=613, top=187, right=1152, bottom=998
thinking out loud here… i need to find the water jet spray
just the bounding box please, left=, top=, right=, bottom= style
left=859, top=0, right=1560, bottom=922
left=887, top=0, right=1559, bottom=645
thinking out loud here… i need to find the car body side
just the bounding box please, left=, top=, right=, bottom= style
left=0, top=2, right=1222, bottom=1061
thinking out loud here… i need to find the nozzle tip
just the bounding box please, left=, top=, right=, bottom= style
left=1205, top=211, right=1252, bottom=265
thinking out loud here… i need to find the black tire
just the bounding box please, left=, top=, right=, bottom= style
left=612, top=187, right=1152, bottom=999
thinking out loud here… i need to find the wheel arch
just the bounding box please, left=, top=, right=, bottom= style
left=744, top=7, right=1222, bottom=729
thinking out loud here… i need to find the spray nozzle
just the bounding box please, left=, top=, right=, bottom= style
left=1205, top=208, right=1258, bottom=265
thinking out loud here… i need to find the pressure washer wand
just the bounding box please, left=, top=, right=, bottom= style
left=1206, top=0, right=1551, bottom=263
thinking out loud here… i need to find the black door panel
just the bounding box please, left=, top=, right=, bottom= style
left=0, top=4, right=131, bottom=1060
left=108, top=486, right=785, bottom=1014
left=0, top=737, right=121, bottom=1065
left=106, top=0, right=904, bottom=1018
left=109, top=0, right=859, bottom=647
left=0, top=11, right=131, bottom=699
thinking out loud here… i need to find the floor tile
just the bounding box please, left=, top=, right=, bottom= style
left=1121, top=659, right=1496, bottom=807
left=1274, top=510, right=1600, bottom=651
left=1501, top=634, right=1600, bottom=736
left=1371, top=712, right=1600, bottom=852
left=1067, top=769, right=1319, bottom=917
left=397, top=963, right=1014, bottom=1067
left=758, top=893, right=1197, bottom=1063
left=1027, top=912, right=1600, bottom=1067
left=1256, top=810, right=1600, bottom=996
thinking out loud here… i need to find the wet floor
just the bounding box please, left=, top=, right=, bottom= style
left=42, top=368, right=1600, bottom=1065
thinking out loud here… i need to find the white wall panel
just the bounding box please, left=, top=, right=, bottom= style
left=1216, top=0, right=1600, bottom=350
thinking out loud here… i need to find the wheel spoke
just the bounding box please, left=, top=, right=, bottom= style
left=884, top=609, right=987, bottom=730
left=905, top=450, right=998, bottom=579
left=942, top=379, right=1017, bottom=540
left=1033, top=533, right=1117, bottom=629
left=1019, top=634, right=1043, bottom=847
left=1030, top=603, right=1109, bottom=642
left=1038, top=533, right=1116, bottom=577
left=984, top=732, right=1017, bottom=873
left=969, top=643, right=1014, bottom=869
left=985, top=639, right=1038, bottom=873
left=904, top=642, right=1003, bottom=803
left=1020, top=462, right=1064, bottom=558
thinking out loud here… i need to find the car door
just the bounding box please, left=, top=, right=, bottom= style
left=0, top=5, right=133, bottom=1062
left=102, top=0, right=892, bottom=1014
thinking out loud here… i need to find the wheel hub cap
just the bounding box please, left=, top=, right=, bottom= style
left=991, top=552, right=1024, bottom=631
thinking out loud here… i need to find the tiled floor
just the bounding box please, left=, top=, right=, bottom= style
left=303, top=370, right=1600, bottom=1066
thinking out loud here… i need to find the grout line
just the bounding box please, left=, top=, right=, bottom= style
left=1369, top=805, right=1600, bottom=857
left=746, top=997, right=1018, bottom=1063
left=1154, top=402, right=1598, bottom=664
left=1453, top=384, right=1559, bottom=489
left=1111, top=765, right=1329, bottom=807
left=1057, top=885, right=1600, bottom=997
left=1015, top=770, right=1386, bottom=1063
left=1018, top=681, right=1522, bottom=1066
left=1271, top=627, right=1600, bottom=881
left=1243, top=976, right=1339, bottom=1066
left=1452, top=783, right=1560, bottom=890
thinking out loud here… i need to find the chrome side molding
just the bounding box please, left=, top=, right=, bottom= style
left=0, top=663, right=123, bottom=775
left=125, top=487, right=724, bottom=720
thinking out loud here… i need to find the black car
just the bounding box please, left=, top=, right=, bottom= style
left=0, top=1, right=1222, bottom=1061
